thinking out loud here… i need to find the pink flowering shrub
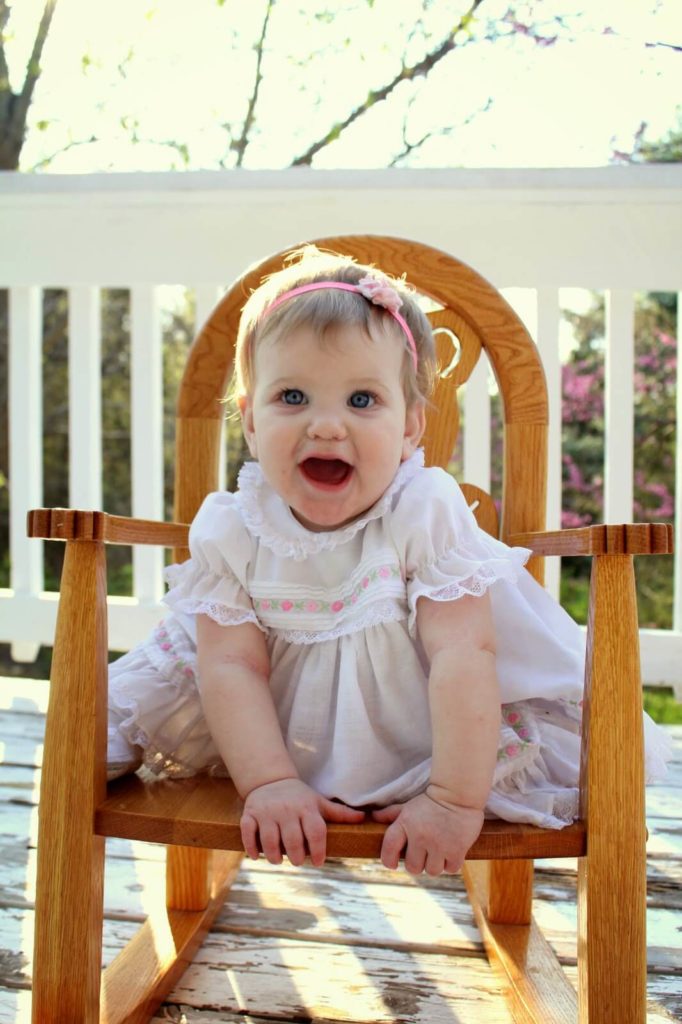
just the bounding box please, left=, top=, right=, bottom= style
left=560, top=294, right=676, bottom=627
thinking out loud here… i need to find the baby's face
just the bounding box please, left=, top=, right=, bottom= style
left=239, top=322, right=425, bottom=531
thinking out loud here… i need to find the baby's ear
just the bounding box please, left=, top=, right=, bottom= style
left=402, top=400, right=426, bottom=460
left=238, top=395, right=258, bottom=458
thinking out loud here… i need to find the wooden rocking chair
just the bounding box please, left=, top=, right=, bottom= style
left=28, top=236, right=672, bottom=1024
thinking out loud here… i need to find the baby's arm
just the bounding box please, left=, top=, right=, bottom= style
left=196, top=614, right=363, bottom=866
left=374, top=593, right=500, bottom=875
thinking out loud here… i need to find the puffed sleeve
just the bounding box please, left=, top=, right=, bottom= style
left=390, top=467, right=586, bottom=703
left=163, top=491, right=265, bottom=632
left=390, top=467, right=531, bottom=636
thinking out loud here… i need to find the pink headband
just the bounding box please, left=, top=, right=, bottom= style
left=262, top=276, right=419, bottom=372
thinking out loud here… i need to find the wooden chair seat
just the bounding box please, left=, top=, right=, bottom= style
left=97, top=774, right=587, bottom=859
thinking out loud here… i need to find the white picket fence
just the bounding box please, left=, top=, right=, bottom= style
left=1, top=167, right=681, bottom=691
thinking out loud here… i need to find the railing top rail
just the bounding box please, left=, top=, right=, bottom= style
left=2, top=167, right=681, bottom=289
left=2, top=165, right=682, bottom=201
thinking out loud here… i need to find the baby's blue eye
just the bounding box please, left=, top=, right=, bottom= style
left=349, top=391, right=374, bottom=409
left=281, top=389, right=306, bottom=406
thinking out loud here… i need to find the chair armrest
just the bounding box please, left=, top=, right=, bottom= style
left=508, top=522, right=673, bottom=557
left=27, top=508, right=189, bottom=548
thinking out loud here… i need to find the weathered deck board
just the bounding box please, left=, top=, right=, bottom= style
left=1, top=677, right=680, bottom=1023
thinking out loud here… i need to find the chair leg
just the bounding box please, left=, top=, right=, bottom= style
left=577, top=554, right=647, bottom=1024
left=487, top=860, right=533, bottom=924
left=166, top=845, right=212, bottom=910
left=32, top=541, right=108, bottom=1024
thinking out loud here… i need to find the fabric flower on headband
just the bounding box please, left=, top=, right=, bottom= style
left=357, top=274, right=403, bottom=315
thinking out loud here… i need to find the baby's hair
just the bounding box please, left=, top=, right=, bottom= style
left=232, top=246, right=437, bottom=405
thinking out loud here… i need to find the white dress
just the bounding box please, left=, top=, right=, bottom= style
left=108, top=450, right=671, bottom=830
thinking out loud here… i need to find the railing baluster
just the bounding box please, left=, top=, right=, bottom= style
left=463, top=356, right=491, bottom=492
left=131, top=286, right=164, bottom=606
left=536, top=288, right=561, bottom=599
left=68, top=287, right=102, bottom=508
left=674, top=292, right=682, bottom=638
left=8, top=287, right=43, bottom=661
left=604, top=290, right=635, bottom=523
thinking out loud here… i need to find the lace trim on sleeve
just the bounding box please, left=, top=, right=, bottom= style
left=413, top=563, right=524, bottom=602
left=407, top=543, right=531, bottom=634
left=171, top=598, right=267, bottom=633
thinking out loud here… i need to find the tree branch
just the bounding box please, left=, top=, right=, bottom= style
left=17, top=0, right=57, bottom=121
left=388, top=96, right=493, bottom=167
left=231, top=0, right=275, bottom=167
left=0, top=2, right=11, bottom=87
left=290, top=0, right=486, bottom=167
left=644, top=40, right=682, bottom=54
left=0, top=0, right=59, bottom=169
left=27, top=133, right=97, bottom=171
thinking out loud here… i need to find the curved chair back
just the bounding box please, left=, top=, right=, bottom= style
left=174, top=236, right=548, bottom=581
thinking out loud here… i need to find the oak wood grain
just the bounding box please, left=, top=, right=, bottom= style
left=27, top=508, right=189, bottom=548
left=577, top=555, right=648, bottom=1024
left=95, top=774, right=586, bottom=861
left=31, top=541, right=108, bottom=1024
left=509, top=522, right=674, bottom=557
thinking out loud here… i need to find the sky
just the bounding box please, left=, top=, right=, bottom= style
left=6, top=0, right=682, bottom=171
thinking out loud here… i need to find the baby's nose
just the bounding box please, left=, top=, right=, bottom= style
left=306, top=409, right=347, bottom=440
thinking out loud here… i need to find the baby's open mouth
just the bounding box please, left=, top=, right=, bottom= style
left=300, top=458, right=353, bottom=486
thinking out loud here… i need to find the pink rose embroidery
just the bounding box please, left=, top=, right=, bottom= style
left=281, top=600, right=294, bottom=612
left=518, top=728, right=530, bottom=740
left=506, top=711, right=520, bottom=725
left=305, top=600, right=319, bottom=613
left=378, top=566, right=391, bottom=579
left=362, top=577, right=370, bottom=589
left=260, top=600, right=271, bottom=611
left=505, top=744, right=520, bottom=757
left=331, top=600, right=344, bottom=613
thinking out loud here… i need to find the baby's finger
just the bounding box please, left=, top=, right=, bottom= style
left=301, top=812, right=327, bottom=867
left=371, top=803, right=403, bottom=824
left=240, top=812, right=261, bottom=860
left=258, top=820, right=283, bottom=865
left=404, top=843, right=427, bottom=876
left=424, top=851, right=446, bottom=877
left=380, top=820, right=407, bottom=870
left=444, top=855, right=464, bottom=875
left=279, top=819, right=308, bottom=867
left=320, top=798, right=365, bottom=824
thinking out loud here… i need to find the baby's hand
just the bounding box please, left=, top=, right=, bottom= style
left=372, top=791, right=484, bottom=876
left=241, top=778, right=365, bottom=867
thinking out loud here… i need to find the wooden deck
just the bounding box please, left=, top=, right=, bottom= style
left=0, top=676, right=680, bottom=1024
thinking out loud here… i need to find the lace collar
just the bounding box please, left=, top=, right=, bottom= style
left=237, top=450, right=424, bottom=560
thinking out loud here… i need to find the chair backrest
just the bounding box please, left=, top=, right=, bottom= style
left=174, top=236, right=548, bottom=583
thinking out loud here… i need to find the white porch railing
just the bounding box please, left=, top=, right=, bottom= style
left=1, top=167, right=681, bottom=692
